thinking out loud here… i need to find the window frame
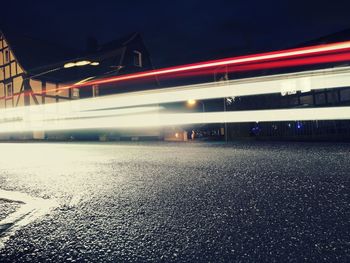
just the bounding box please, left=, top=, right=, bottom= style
left=4, top=48, right=10, bottom=64
left=133, top=50, right=142, bottom=67
left=6, top=82, right=13, bottom=97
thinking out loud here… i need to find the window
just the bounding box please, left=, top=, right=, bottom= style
left=327, top=90, right=339, bottom=104
left=72, top=88, right=79, bottom=98
left=133, top=50, right=142, bottom=67
left=6, top=82, right=13, bottom=97
left=92, top=85, right=99, bottom=97
left=4, top=49, right=10, bottom=63
left=340, top=88, right=350, bottom=101
left=299, top=95, right=313, bottom=105
left=315, top=93, right=326, bottom=105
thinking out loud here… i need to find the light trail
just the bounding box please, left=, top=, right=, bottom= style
left=75, top=41, right=350, bottom=87
left=1, top=66, right=350, bottom=134
left=18, top=40, right=350, bottom=97
left=0, top=106, right=163, bottom=127
left=1, top=66, right=350, bottom=123
left=0, top=107, right=350, bottom=133
left=28, top=66, right=350, bottom=112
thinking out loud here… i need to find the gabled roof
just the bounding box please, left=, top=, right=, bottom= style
left=1, top=29, right=143, bottom=83
left=99, top=32, right=139, bottom=51
left=2, top=29, right=79, bottom=73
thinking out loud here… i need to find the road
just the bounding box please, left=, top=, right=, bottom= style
left=0, top=141, right=349, bottom=262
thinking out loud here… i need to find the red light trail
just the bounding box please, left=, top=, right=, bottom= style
left=75, top=41, right=350, bottom=85
left=3, top=40, right=350, bottom=100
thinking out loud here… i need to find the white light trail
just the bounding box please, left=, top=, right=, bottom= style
left=3, top=65, right=350, bottom=122
left=0, top=107, right=349, bottom=133
left=1, top=66, right=350, bottom=134
left=70, top=66, right=350, bottom=112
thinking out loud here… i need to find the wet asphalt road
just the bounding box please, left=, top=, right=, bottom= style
left=0, top=141, right=349, bottom=262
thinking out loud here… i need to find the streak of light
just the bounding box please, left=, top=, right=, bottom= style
left=0, top=107, right=349, bottom=133
left=158, top=51, right=350, bottom=80
left=0, top=106, right=163, bottom=126
left=62, top=41, right=350, bottom=88
left=21, top=40, right=350, bottom=96
left=1, top=66, right=350, bottom=125
left=1, top=66, right=350, bottom=134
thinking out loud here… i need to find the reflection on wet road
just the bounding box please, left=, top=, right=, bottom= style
left=0, top=142, right=349, bottom=262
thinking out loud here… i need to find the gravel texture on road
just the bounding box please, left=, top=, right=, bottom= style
left=0, top=141, right=349, bottom=262
left=0, top=200, right=21, bottom=222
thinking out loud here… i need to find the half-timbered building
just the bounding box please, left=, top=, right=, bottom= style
left=0, top=29, right=158, bottom=140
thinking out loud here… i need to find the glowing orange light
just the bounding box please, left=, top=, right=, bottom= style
left=187, top=99, right=197, bottom=106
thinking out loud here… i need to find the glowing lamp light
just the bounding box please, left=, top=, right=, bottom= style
left=63, top=62, right=76, bottom=68
left=75, top=60, right=91, bottom=66
left=64, top=60, right=94, bottom=69
left=187, top=99, right=197, bottom=106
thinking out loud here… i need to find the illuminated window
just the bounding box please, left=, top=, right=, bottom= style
left=133, top=50, right=142, bottom=67
left=4, top=49, right=10, bottom=63
left=6, top=82, right=13, bottom=96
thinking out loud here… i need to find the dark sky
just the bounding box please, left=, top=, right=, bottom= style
left=2, top=0, right=350, bottom=68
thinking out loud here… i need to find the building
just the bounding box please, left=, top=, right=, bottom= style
left=0, top=29, right=158, bottom=140
left=221, top=29, right=350, bottom=141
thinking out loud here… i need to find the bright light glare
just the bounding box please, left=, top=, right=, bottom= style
left=1, top=66, right=350, bottom=134
left=75, top=60, right=91, bottom=66
left=187, top=99, right=197, bottom=106
left=63, top=62, right=76, bottom=68
left=60, top=66, right=350, bottom=112
left=0, top=107, right=350, bottom=133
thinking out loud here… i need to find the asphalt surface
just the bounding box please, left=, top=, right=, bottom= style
left=0, top=200, right=21, bottom=221
left=0, top=141, right=349, bottom=262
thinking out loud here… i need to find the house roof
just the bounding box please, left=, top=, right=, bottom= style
left=1, top=29, right=142, bottom=83
left=2, top=30, right=79, bottom=73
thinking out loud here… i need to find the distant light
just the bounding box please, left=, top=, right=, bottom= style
left=175, top=133, right=179, bottom=138
left=187, top=99, right=196, bottom=106
left=90, top=62, right=100, bottom=66
left=75, top=60, right=91, bottom=66
left=63, top=62, right=76, bottom=68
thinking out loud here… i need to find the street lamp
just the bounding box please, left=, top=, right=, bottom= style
left=64, top=60, right=99, bottom=68
left=186, top=99, right=205, bottom=112
left=30, top=60, right=100, bottom=79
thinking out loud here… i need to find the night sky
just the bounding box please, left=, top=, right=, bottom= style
left=2, top=0, right=350, bottom=68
